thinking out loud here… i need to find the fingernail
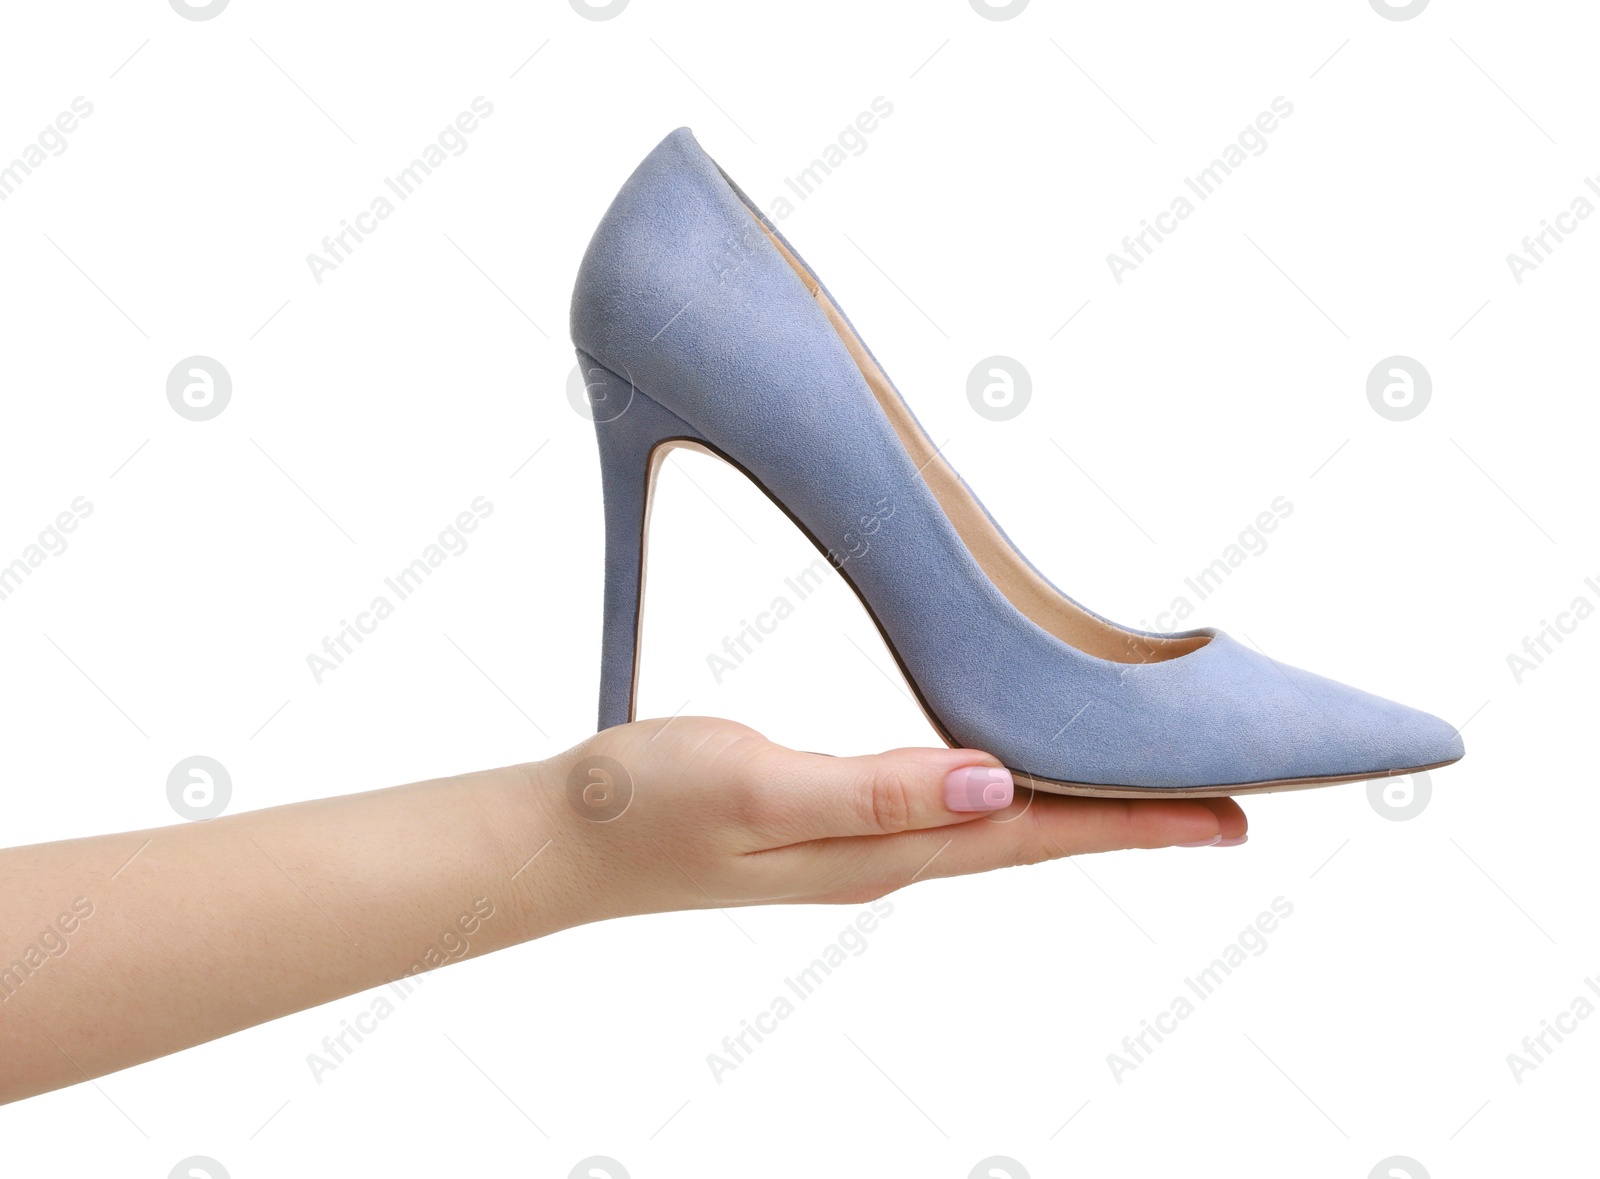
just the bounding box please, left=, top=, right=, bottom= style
left=1216, top=834, right=1248, bottom=847
left=944, top=765, right=1013, bottom=812
left=1177, top=835, right=1222, bottom=848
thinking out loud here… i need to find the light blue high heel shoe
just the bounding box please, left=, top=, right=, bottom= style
left=570, top=128, right=1464, bottom=797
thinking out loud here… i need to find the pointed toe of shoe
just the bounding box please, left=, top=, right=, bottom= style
left=1092, top=632, right=1466, bottom=790
left=1305, top=680, right=1465, bottom=780
left=983, top=632, right=1463, bottom=792
left=1382, top=701, right=1465, bottom=771
left=1219, top=635, right=1464, bottom=785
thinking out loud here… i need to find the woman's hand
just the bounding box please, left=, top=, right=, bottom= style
left=513, top=717, right=1247, bottom=929
left=1, top=716, right=1244, bottom=1104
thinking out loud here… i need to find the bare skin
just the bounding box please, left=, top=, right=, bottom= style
left=0, top=717, right=1245, bottom=1104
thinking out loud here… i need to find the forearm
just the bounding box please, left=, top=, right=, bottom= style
left=0, top=761, right=563, bottom=1104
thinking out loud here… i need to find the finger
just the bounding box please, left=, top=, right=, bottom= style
left=1184, top=796, right=1249, bottom=847
left=997, top=793, right=1247, bottom=852
left=750, top=744, right=1016, bottom=844
left=763, top=794, right=1243, bottom=898
left=1021, top=794, right=1241, bottom=856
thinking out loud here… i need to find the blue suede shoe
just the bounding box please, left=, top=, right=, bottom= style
left=570, top=128, right=1464, bottom=797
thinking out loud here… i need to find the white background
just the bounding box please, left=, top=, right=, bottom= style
left=1, top=1, right=1595, bottom=1175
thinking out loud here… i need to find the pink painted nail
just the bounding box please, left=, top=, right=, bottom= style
left=944, top=765, right=1013, bottom=812
left=1178, top=835, right=1222, bottom=848
left=1216, top=834, right=1248, bottom=847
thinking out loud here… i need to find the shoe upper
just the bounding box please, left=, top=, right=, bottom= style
left=572, top=129, right=1463, bottom=788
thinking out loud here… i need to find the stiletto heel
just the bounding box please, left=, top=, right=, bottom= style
left=581, top=348, right=706, bottom=730
left=570, top=129, right=1464, bottom=795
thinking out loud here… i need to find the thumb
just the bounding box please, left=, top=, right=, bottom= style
left=757, top=744, right=1016, bottom=843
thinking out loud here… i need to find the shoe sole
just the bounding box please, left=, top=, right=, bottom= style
left=632, top=438, right=1459, bottom=799
left=1009, top=758, right=1460, bottom=799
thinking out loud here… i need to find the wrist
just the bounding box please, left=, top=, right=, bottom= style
left=471, top=757, right=594, bottom=945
